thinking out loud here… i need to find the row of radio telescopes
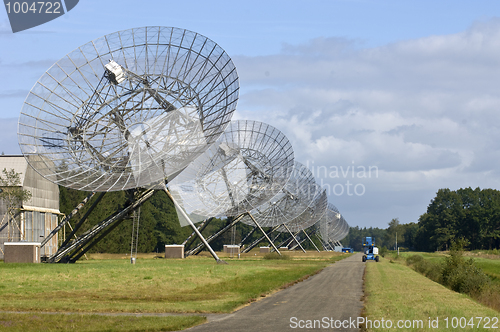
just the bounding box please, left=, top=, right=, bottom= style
left=17, top=26, right=348, bottom=262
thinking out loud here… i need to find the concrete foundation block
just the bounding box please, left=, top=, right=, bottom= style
left=259, top=246, right=270, bottom=253
left=4, top=242, right=41, bottom=263
left=165, top=245, right=184, bottom=258
left=223, top=244, right=240, bottom=255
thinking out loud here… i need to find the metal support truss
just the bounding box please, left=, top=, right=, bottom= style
left=302, top=228, right=321, bottom=252
left=241, top=225, right=281, bottom=253
left=247, top=213, right=281, bottom=255
left=272, top=230, right=301, bottom=252
left=238, top=226, right=257, bottom=248
left=50, top=189, right=154, bottom=263
left=290, top=236, right=308, bottom=251
left=186, top=214, right=245, bottom=257
left=273, top=234, right=293, bottom=250
left=40, top=192, right=96, bottom=248
left=57, top=192, right=106, bottom=250
left=282, top=223, right=306, bottom=253
left=164, top=187, right=226, bottom=264
left=317, top=233, right=334, bottom=251
left=183, top=217, right=213, bottom=249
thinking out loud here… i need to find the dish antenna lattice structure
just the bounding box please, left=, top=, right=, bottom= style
left=239, top=161, right=318, bottom=227
left=264, top=185, right=327, bottom=252
left=18, top=26, right=239, bottom=192
left=169, top=120, right=294, bottom=220
left=277, top=185, right=327, bottom=233
left=18, top=27, right=239, bottom=263
left=236, top=161, right=320, bottom=253
left=169, top=120, right=295, bottom=256
left=319, top=203, right=349, bottom=249
left=314, top=203, right=348, bottom=250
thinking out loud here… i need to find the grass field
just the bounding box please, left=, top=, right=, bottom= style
left=0, top=313, right=205, bottom=332
left=474, top=258, right=500, bottom=284
left=397, top=251, right=500, bottom=285
left=0, top=251, right=347, bottom=331
left=0, top=252, right=346, bottom=313
left=391, top=251, right=500, bottom=284
left=364, top=257, right=499, bottom=331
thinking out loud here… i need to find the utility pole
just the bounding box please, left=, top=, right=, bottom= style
left=396, top=231, right=398, bottom=255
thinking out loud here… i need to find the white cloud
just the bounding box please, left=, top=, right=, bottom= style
left=234, top=19, right=500, bottom=227
left=3, top=18, right=500, bottom=228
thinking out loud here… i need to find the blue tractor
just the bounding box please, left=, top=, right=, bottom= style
left=362, top=237, right=379, bottom=262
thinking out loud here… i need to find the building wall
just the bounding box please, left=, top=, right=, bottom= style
left=0, top=156, right=60, bottom=260
left=22, top=210, right=58, bottom=257
left=23, top=156, right=59, bottom=211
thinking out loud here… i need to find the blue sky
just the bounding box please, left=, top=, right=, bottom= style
left=2, top=0, right=500, bottom=229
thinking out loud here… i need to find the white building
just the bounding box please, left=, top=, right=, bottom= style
left=0, top=155, right=60, bottom=260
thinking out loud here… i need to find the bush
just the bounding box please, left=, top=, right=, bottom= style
left=406, top=254, right=424, bottom=266
left=406, top=254, right=442, bottom=282
left=379, top=246, right=388, bottom=257
left=263, top=252, right=291, bottom=260
left=441, top=256, right=490, bottom=296
left=388, top=251, right=401, bottom=260
left=476, top=284, right=500, bottom=312
left=440, top=240, right=491, bottom=296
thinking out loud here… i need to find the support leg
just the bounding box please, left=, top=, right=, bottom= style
left=302, top=228, right=320, bottom=252
left=241, top=225, right=280, bottom=253
left=183, top=217, right=213, bottom=249
left=186, top=214, right=244, bottom=257
left=164, top=188, right=226, bottom=264
left=247, top=213, right=281, bottom=255
left=283, top=224, right=306, bottom=253
left=41, top=192, right=96, bottom=248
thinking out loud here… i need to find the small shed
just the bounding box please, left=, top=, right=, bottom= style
left=4, top=242, right=41, bottom=263
left=165, top=244, right=184, bottom=259
left=223, top=244, right=240, bottom=255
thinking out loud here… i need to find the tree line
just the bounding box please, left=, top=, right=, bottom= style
left=343, top=187, right=500, bottom=252
left=415, top=187, right=500, bottom=251
left=60, top=186, right=500, bottom=253
left=342, top=218, right=418, bottom=251
left=59, top=187, right=321, bottom=254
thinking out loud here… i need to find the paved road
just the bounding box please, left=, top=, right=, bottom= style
left=184, top=253, right=365, bottom=332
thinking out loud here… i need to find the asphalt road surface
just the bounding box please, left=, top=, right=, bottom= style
left=183, top=253, right=365, bottom=332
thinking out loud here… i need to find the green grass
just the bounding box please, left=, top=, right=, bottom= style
left=364, top=257, right=499, bottom=331
left=396, top=251, right=500, bottom=284
left=263, top=252, right=292, bottom=260
left=470, top=249, right=500, bottom=256
left=403, top=251, right=500, bottom=312
left=395, top=251, right=446, bottom=262
left=0, top=254, right=345, bottom=314
left=474, top=258, right=500, bottom=284
left=0, top=312, right=205, bottom=332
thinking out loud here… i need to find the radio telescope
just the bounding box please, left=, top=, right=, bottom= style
left=169, top=120, right=294, bottom=220
left=328, top=211, right=349, bottom=246
left=239, top=161, right=318, bottom=228
left=241, top=184, right=327, bottom=254
left=267, top=186, right=327, bottom=251
left=17, top=27, right=239, bottom=263
left=168, top=120, right=295, bottom=255
left=277, top=185, right=327, bottom=233
left=18, top=26, right=239, bottom=192
left=318, top=203, right=340, bottom=249
left=235, top=161, right=318, bottom=252
left=317, top=203, right=349, bottom=250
